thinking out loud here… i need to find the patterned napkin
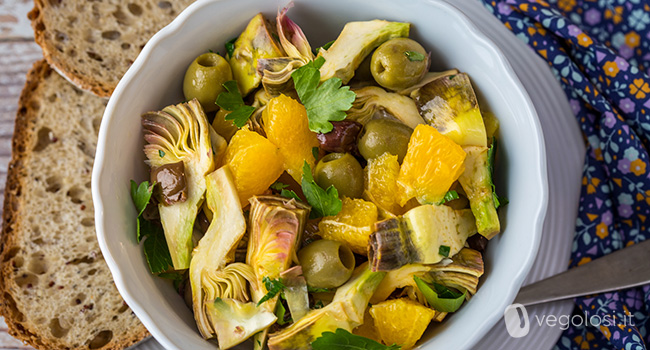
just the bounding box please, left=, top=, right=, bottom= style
left=480, top=0, right=650, bottom=349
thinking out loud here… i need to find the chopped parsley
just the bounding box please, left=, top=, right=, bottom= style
left=225, top=37, right=237, bottom=59
left=404, top=51, right=425, bottom=61
left=438, top=245, right=451, bottom=257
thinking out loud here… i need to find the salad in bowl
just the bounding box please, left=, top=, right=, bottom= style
left=93, top=0, right=548, bottom=349
left=130, top=4, right=505, bottom=349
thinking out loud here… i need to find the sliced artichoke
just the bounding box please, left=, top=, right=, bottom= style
left=318, top=20, right=410, bottom=84
left=411, top=72, right=487, bottom=147
left=280, top=266, right=310, bottom=322
left=267, top=264, right=385, bottom=350
left=190, top=166, right=275, bottom=347
left=142, top=99, right=214, bottom=269
left=398, top=69, right=459, bottom=95
left=370, top=264, right=432, bottom=304
left=458, top=146, right=500, bottom=238
left=429, top=248, right=484, bottom=296
left=347, top=86, right=425, bottom=128
left=258, top=5, right=314, bottom=96
left=368, top=204, right=477, bottom=271
left=247, top=196, right=310, bottom=349
left=229, top=13, right=285, bottom=96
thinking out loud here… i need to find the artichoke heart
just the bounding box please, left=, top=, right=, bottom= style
left=190, top=166, right=275, bottom=348
left=258, top=5, right=314, bottom=96
left=348, top=86, right=425, bottom=129
left=318, top=20, right=410, bottom=84
left=247, top=196, right=310, bottom=350
left=411, top=72, right=487, bottom=147
left=368, top=205, right=477, bottom=271
left=429, top=247, right=484, bottom=296
left=229, top=13, right=285, bottom=96
left=142, top=99, right=214, bottom=270
left=458, top=146, right=501, bottom=239
left=267, top=264, right=385, bottom=350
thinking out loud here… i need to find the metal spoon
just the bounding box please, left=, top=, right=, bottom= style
left=514, top=239, right=650, bottom=306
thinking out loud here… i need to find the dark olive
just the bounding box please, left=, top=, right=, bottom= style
left=183, top=52, right=233, bottom=112
left=467, top=234, right=489, bottom=252
left=357, top=118, right=413, bottom=163
left=298, top=240, right=355, bottom=289
left=317, top=120, right=363, bottom=154
left=314, top=153, right=364, bottom=198
left=371, top=38, right=428, bottom=91
left=150, top=161, right=187, bottom=205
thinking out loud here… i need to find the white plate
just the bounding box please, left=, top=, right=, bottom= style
left=452, top=2, right=585, bottom=349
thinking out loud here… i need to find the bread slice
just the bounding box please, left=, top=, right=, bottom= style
left=28, top=0, right=195, bottom=97
left=0, top=60, right=148, bottom=349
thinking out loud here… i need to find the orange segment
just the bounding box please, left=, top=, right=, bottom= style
left=224, top=126, right=284, bottom=206
left=364, top=153, right=403, bottom=216
left=263, top=94, right=319, bottom=183
left=397, top=124, right=466, bottom=206
left=369, top=298, right=436, bottom=349
left=318, top=197, right=378, bottom=255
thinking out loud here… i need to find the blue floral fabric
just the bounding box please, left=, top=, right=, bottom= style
left=480, top=0, right=650, bottom=349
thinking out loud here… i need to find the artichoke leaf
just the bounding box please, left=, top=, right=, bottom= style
left=142, top=99, right=214, bottom=269
left=318, top=20, right=410, bottom=84
left=368, top=205, right=477, bottom=271
left=398, top=69, right=460, bottom=96
left=348, top=86, right=425, bottom=129
left=458, top=146, right=500, bottom=238
left=247, top=196, right=310, bottom=350
left=229, top=13, right=285, bottom=96
left=429, top=248, right=484, bottom=295
left=258, top=5, right=313, bottom=97
left=280, top=266, right=310, bottom=322
left=190, top=166, right=275, bottom=346
left=370, top=264, right=433, bottom=304
left=411, top=72, right=488, bottom=147
left=267, top=264, right=385, bottom=350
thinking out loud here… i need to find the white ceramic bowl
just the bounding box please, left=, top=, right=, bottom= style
left=92, top=0, right=548, bottom=349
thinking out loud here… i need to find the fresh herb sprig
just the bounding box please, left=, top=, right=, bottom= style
left=312, top=328, right=401, bottom=350
left=257, top=277, right=286, bottom=306
left=404, top=51, right=425, bottom=61
left=130, top=180, right=174, bottom=274
left=291, top=57, right=356, bottom=133
left=216, top=80, right=256, bottom=128
left=487, top=138, right=509, bottom=208
left=414, top=276, right=466, bottom=313
left=301, top=161, right=342, bottom=218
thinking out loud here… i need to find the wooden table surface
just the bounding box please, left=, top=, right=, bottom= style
left=1, top=0, right=43, bottom=348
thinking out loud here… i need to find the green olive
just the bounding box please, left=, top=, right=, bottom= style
left=371, top=38, right=428, bottom=91
left=298, top=240, right=355, bottom=289
left=358, top=118, right=413, bottom=163
left=183, top=52, right=233, bottom=112
left=211, top=108, right=238, bottom=142
left=314, top=153, right=364, bottom=198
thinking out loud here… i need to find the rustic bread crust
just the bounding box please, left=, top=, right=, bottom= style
left=0, top=60, right=149, bottom=350
left=28, top=0, right=195, bottom=97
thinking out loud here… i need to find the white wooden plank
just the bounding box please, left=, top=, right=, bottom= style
left=0, top=0, right=33, bottom=40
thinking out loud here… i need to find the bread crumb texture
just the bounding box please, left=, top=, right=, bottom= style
left=29, top=0, right=196, bottom=97
left=0, top=61, right=149, bottom=349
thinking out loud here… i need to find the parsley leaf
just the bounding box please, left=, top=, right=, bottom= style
left=216, top=80, right=256, bottom=128
left=301, top=161, right=342, bottom=218
left=437, top=190, right=459, bottom=205
left=130, top=180, right=154, bottom=242
left=404, top=51, right=425, bottom=61
left=313, top=300, right=324, bottom=309
left=281, top=189, right=302, bottom=201
left=270, top=182, right=289, bottom=191
left=158, top=150, right=165, bottom=158
left=414, top=276, right=466, bottom=312
left=314, top=40, right=335, bottom=55
left=487, top=137, right=508, bottom=208
left=312, top=146, right=320, bottom=160
left=225, top=37, right=237, bottom=59
left=438, top=245, right=450, bottom=257
left=312, top=328, right=400, bottom=350
left=142, top=220, right=173, bottom=274
left=258, top=277, right=286, bottom=306
left=291, top=57, right=356, bottom=133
